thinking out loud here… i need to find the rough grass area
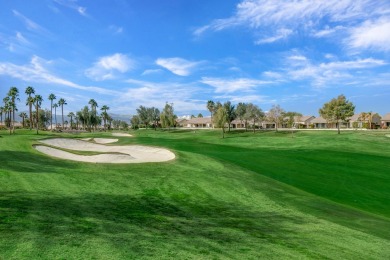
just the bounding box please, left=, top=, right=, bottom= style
left=0, top=129, right=389, bottom=259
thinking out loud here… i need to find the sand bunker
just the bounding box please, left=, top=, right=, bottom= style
left=34, top=138, right=175, bottom=164
left=112, top=133, right=133, bottom=137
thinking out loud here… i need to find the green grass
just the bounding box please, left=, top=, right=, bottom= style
left=0, top=129, right=389, bottom=259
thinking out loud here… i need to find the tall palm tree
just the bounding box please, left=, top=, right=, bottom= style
left=3, top=97, right=12, bottom=134
left=19, top=112, right=28, bottom=128
left=67, top=112, right=75, bottom=130
left=88, top=99, right=98, bottom=130
left=52, top=103, right=58, bottom=129
left=48, top=93, right=56, bottom=130
left=58, top=98, right=67, bottom=130
left=33, top=95, right=43, bottom=134
left=25, top=86, right=35, bottom=130
left=0, top=106, right=4, bottom=125
left=100, top=105, right=109, bottom=131
left=8, top=86, right=19, bottom=133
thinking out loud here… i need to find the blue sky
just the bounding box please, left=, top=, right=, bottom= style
left=1, top=0, right=390, bottom=117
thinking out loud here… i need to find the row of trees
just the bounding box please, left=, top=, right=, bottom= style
left=1, top=86, right=118, bottom=134
left=131, top=103, right=177, bottom=129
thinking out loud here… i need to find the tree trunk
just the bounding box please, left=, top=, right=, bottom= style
left=29, top=102, right=32, bottom=130
left=337, top=121, right=340, bottom=134
left=36, top=106, right=39, bottom=134
left=222, top=127, right=225, bottom=138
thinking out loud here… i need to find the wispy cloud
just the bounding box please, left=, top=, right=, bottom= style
left=13, top=10, right=48, bottom=33
left=347, top=17, right=390, bottom=52
left=285, top=55, right=387, bottom=87
left=156, top=57, right=203, bottom=76
left=194, top=0, right=390, bottom=48
left=200, top=77, right=272, bottom=93
left=0, top=56, right=118, bottom=95
left=141, top=69, right=163, bottom=76
left=108, top=25, right=124, bottom=34
left=119, top=79, right=206, bottom=113
left=255, top=28, right=293, bottom=44
left=85, top=53, right=135, bottom=81
left=53, top=0, right=89, bottom=17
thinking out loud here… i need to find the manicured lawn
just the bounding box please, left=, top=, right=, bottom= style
left=0, top=129, right=389, bottom=259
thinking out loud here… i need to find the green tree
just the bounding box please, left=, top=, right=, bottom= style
left=319, top=94, right=355, bottom=134
left=130, top=115, right=140, bottom=129
left=213, top=105, right=227, bottom=138
left=58, top=98, right=67, bottom=130
left=8, top=86, right=19, bottom=134
left=136, top=106, right=150, bottom=128
left=236, top=102, right=248, bottom=130
left=267, top=104, right=285, bottom=132
left=48, top=93, right=56, bottom=130
left=224, top=101, right=236, bottom=132
left=207, top=100, right=215, bottom=121
left=25, top=86, right=35, bottom=130
left=148, top=107, right=160, bottom=130
left=52, top=103, right=58, bottom=129
left=33, top=95, right=43, bottom=134
left=19, top=112, right=28, bottom=128
left=244, top=103, right=264, bottom=133
left=0, top=106, right=4, bottom=125
left=67, top=112, right=75, bottom=129
left=88, top=99, right=98, bottom=130
left=160, top=102, right=176, bottom=129
left=100, top=105, right=110, bottom=131
left=197, top=113, right=203, bottom=118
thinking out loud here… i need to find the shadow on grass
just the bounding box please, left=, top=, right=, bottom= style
left=0, top=151, right=78, bottom=174
left=0, top=191, right=305, bottom=257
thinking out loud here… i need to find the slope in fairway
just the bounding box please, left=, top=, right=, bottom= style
left=0, top=130, right=389, bottom=259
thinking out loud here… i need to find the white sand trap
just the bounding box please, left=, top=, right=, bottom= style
left=35, top=138, right=175, bottom=164
left=93, top=138, right=119, bottom=144
left=80, top=138, right=118, bottom=144
left=386, top=134, right=390, bottom=138
left=112, top=133, right=133, bottom=137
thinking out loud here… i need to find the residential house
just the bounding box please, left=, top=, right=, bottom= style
left=185, top=117, right=213, bottom=128
left=349, top=112, right=381, bottom=129
left=282, top=115, right=315, bottom=128
left=311, top=116, right=328, bottom=129
left=381, top=113, right=390, bottom=128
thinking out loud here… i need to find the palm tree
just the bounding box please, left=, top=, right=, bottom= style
left=8, top=86, right=19, bottom=133
left=19, top=112, right=28, bottom=128
left=33, top=95, right=43, bottom=134
left=100, top=105, right=109, bottom=131
left=88, top=99, right=98, bottom=130
left=48, top=93, right=56, bottom=130
left=207, top=100, right=215, bottom=126
left=67, top=112, right=75, bottom=130
left=25, top=86, right=35, bottom=130
left=58, top=98, right=67, bottom=130
left=0, top=106, right=4, bottom=125
left=3, top=97, right=12, bottom=134
left=52, top=103, right=58, bottom=129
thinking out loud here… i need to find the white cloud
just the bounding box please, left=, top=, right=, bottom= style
left=285, top=56, right=387, bottom=87
left=119, top=79, right=206, bottom=113
left=255, top=28, right=293, bottom=44
left=0, top=56, right=118, bottom=95
left=155, top=57, right=203, bottom=76
left=312, top=25, right=345, bottom=37
left=85, top=53, right=134, bottom=81
left=141, top=69, right=163, bottom=76
left=194, top=0, right=390, bottom=48
left=347, top=18, right=390, bottom=52
left=109, top=25, right=123, bottom=34
left=200, top=77, right=272, bottom=93
left=13, top=10, right=47, bottom=33
left=53, top=0, right=89, bottom=17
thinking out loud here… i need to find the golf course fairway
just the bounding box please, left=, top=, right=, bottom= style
left=0, top=129, right=389, bottom=259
